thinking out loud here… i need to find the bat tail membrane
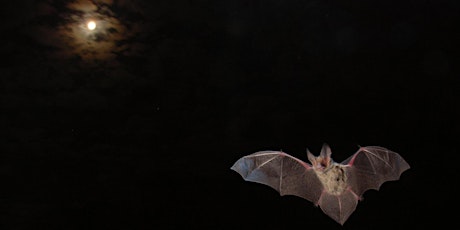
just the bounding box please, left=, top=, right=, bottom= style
left=318, top=189, right=358, bottom=225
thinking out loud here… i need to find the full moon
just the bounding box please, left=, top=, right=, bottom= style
left=87, top=21, right=96, bottom=30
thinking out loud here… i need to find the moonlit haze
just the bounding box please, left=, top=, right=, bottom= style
left=22, top=0, right=151, bottom=63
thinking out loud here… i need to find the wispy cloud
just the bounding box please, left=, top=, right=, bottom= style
left=22, top=0, right=149, bottom=63
left=0, top=0, right=163, bottom=109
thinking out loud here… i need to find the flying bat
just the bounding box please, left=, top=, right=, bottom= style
left=231, top=144, right=410, bottom=225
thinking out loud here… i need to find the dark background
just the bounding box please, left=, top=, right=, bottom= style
left=0, top=0, right=457, bottom=229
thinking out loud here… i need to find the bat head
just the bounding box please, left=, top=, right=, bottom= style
left=307, top=144, right=332, bottom=170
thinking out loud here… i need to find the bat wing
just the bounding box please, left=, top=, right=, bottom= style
left=231, top=151, right=324, bottom=204
left=341, top=146, right=410, bottom=198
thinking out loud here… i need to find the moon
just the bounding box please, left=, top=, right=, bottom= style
left=87, top=21, right=96, bottom=30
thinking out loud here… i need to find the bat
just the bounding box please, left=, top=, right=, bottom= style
left=231, top=144, right=410, bottom=225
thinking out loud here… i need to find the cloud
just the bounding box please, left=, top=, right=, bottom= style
left=23, top=0, right=150, bottom=64
left=0, top=0, right=164, bottom=109
left=67, top=0, right=98, bottom=12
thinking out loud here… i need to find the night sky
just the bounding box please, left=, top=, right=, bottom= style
left=0, top=0, right=457, bottom=229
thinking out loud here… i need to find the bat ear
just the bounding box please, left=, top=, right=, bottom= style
left=307, top=148, right=316, bottom=165
left=320, top=143, right=332, bottom=158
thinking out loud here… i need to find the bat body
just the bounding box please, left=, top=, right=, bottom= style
left=231, top=144, right=410, bottom=225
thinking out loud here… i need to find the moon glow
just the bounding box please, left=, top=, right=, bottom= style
left=87, top=21, right=96, bottom=30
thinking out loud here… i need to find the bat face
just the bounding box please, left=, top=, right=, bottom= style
left=231, top=144, right=410, bottom=225
left=307, top=144, right=333, bottom=170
